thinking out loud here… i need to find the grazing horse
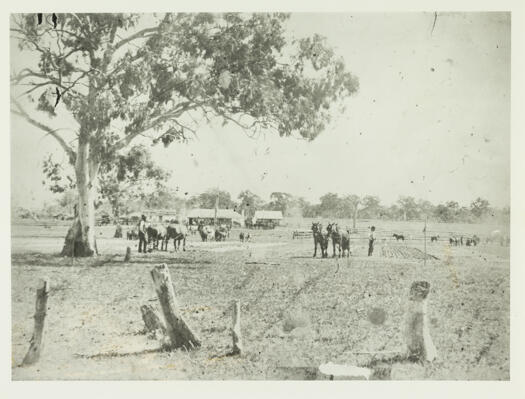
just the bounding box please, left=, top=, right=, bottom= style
left=165, top=221, right=187, bottom=251
left=327, top=223, right=350, bottom=258
left=392, top=233, right=405, bottom=241
left=311, top=222, right=329, bottom=258
left=449, top=236, right=459, bottom=246
left=198, top=223, right=214, bottom=242
left=430, top=235, right=439, bottom=242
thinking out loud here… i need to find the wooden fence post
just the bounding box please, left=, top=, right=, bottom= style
left=124, top=246, right=131, bottom=262
left=150, top=264, right=201, bottom=350
left=405, top=281, right=437, bottom=362
left=230, top=300, right=243, bottom=355
left=22, top=278, right=50, bottom=366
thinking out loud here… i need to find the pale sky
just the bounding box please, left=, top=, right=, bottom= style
left=10, top=12, right=510, bottom=209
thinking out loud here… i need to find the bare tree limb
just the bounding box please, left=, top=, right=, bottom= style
left=11, top=97, right=76, bottom=164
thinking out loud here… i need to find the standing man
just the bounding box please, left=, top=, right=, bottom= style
left=368, top=226, right=376, bottom=256
left=138, top=214, right=147, bottom=253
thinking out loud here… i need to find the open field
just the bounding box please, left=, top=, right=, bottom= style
left=11, top=219, right=509, bottom=380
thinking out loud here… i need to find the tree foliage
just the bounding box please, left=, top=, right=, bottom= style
left=11, top=13, right=359, bottom=169
left=41, top=145, right=170, bottom=218
left=188, top=188, right=237, bottom=210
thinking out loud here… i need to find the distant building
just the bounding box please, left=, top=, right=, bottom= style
left=187, top=208, right=244, bottom=227
left=252, top=210, right=283, bottom=229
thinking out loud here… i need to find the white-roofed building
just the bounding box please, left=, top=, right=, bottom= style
left=252, top=210, right=283, bottom=229
left=187, top=208, right=244, bottom=227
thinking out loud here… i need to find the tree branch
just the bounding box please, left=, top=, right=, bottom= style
left=114, top=27, right=159, bottom=50
left=11, top=97, right=76, bottom=164
left=111, top=102, right=196, bottom=152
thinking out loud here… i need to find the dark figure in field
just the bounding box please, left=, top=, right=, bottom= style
left=368, top=226, right=377, bottom=256
left=460, top=236, right=464, bottom=246
left=165, top=221, right=187, bottom=251
left=392, top=233, right=404, bottom=241
left=449, top=236, right=459, bottom=246
left=138, top=215, right=148, bottom=253
left=430, top=235, right=439, bottom=243
left=239, top=232, right=251, bottom=242
left=114, top=224, right=123, bottom=238
left=327, top=223, right=350, bottom=258
left=472, top=235, right=480, bottom=246
left=311, top=222, right=329, bottom=258
left=341, top=230, right=351, bottom=257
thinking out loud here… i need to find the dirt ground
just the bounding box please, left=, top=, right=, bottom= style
left=11, top=221, right=509, bottom=380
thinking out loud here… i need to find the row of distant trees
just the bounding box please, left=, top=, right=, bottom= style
left=37, top=187, right=509, bottom=225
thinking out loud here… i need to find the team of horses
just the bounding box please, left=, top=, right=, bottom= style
left=126, top=220, right=188, bottom=252
left=197, top=223, right=230, bottom=242
left=311, top=222, right=351, bottom=258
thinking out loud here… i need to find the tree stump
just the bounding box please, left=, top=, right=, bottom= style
left=124, top=246, right=131, bottom=262
left=230, top=300, right=243, bottom=355
left=140, top=304, right=166, bottom=335
left=21, top=279, right=50, bottom=366
left=405, top=281, right=437, bottom=362
left=150, top=264, right=201, bottom=350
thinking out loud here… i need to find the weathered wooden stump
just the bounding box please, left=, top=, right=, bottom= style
left=150, top=264, right=201, bottom=350
left=124, top=246, right=131, bottom=262
left=405, top=281, right=437, bottom=362
left=230, top=300, right=243, bottom=355
left=140, top=304, right=166, bottom=335
left=21, top=278, right=50, bottom=366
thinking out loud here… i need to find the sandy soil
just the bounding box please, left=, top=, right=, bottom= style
left=11, top=222, right=509, bottom=380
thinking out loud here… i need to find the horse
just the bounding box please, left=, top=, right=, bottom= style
left=146, top=225, right=161, bottom=250
left=239, top=232, right=251, bottom=242
left=215, top=227, right=228, bottom=242
left=311, top=222, right=329, bottom=258
left=449, top=236, right=459, bottom=246
left=430, top=235, right=439, bottom=243
left=219, top=224, right=231, bottom=238
left=327, top=223, right=350, bottom=258
left=188, top=225, right=198, bottom=235
left=126, top=228, right=138, bottom=240
left=392, top=233, right=405, bottom=241
left=198, top=223, right=214, bottom=242
left=165, top=221, right=187, bottom=251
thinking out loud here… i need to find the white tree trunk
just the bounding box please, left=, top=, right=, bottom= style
left=61, top=139, right=99, bottom=257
